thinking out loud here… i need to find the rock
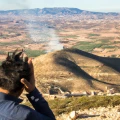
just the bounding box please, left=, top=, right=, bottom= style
left=67, top=111, right=78, bottom=120
left=91, top=91, right=96, bottom=96
left=57, top=106, right=120, bottom=120
left=100, top=114, right=107, bottom=119
left=117, top=108, right=120, bottom=112
left=97, top=92, right=104, bottom=96
left=82, top=91, right=88, bottom=95
left=106, top=87, right=115, bottom=95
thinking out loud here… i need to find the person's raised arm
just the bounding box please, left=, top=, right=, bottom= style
left=21, top=58, right=56, bottom=120
left=21, top=58, right=35, bottom=93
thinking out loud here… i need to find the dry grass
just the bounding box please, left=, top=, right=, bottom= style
left=33, top=48, right=120, bottom=93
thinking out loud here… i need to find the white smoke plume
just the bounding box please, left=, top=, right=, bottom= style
left=26, top=17, right=63, bottom=53
left=46, top=29, right=63, bottom=52
left=3, top=0, right=63, bottom=53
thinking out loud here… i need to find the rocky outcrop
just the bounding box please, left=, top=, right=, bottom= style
left=57, top=106, right=120, bottom=120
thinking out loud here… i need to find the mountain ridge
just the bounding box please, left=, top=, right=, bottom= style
left=0, top=7, right=119, bottom=16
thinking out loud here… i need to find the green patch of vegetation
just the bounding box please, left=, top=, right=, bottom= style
left=77, top=41, right=91, bottom=45
left=0, top=51, right=6, bottom=55
left=47, top=95, right=120, bottom=116
left=89, top=37, right=97, bottom=40
left=101, top=45, right=116, bottom=49
left=100, top=39, right=110, bottom=43
left=73, top=41, right=103, bottom=52
left=88, top=34, right=100, bottom=37
left=61, top=35, right=78, bottom=39
left=25, top=49, right=46, bottom=57
left=0, top=40, right=24, bottom=46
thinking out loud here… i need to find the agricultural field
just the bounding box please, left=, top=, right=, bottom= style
left=0, top=15, right=120, bottom=62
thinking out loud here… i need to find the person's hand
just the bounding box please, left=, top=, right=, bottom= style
left=21, top=58, right=35, bottom=93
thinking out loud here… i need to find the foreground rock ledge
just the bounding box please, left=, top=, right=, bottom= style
left=56, top=106, right=120, bottom=120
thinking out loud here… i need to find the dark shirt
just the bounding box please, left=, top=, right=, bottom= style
left=0, top=88, right=56, bottom=120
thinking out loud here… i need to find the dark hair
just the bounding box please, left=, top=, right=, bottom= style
left=0, top=49, right=30, bottom=93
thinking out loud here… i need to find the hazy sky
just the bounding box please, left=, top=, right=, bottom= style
left=0, top=0, right=120, bottom=12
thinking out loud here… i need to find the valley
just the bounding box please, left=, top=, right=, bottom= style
left=1, top=8, right=120, bottom=119
left=0, top=8, right=120, bottom=62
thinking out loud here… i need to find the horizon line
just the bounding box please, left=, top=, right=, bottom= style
left=0, top=7, right=120, bottom=13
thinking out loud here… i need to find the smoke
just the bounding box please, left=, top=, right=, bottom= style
left=2, top=0, right=63, bottom=53
left=26, top=18, right=63, bottom=53
left=46, top=29, right=63, bottom=52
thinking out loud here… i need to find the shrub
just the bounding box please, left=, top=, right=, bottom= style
left=23, top=95, right=120, bottom=116
left=47, top=95, right=120, bottom=116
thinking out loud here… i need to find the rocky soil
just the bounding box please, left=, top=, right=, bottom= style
left=56, top=106, right=120, bottom=120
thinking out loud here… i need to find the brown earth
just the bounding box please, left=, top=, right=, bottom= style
left=0, top=15, right=120, bottom=93
left=33, top=48, right=120, bottom=94
left=0, top=17, right=120, bottom=62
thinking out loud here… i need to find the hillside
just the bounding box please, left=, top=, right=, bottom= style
left=33, top=48, right=120, bottom=94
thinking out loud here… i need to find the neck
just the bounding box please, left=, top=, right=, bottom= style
left=0, top=88, right=10, bottom=94
left=0, top=88, right=21, bottom=97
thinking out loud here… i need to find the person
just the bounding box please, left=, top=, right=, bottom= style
left=0, top=50, right=56, bottom=120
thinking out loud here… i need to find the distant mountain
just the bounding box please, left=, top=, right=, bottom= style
left=0, top=7, right=119, bottom=16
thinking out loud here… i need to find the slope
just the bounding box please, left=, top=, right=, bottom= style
left=33, top=48, right=120, bottom=93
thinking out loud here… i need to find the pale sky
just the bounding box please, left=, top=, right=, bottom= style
left=0, top=0, right=120, bottom=12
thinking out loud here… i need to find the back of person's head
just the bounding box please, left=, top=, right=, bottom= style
left=0, top=49, right=30, bottom=93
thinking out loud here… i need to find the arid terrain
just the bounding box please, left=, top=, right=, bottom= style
left=0, top=7, right=120, bottom=95
left=1, top=8, right=120, bottom=92
left=33, top=48, right=120, bottom=94
left=0, top=8, right=120, bottom=63
left=1, top=8, right=120, bottom=119
left=57, top=106, right=120, bottom=120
